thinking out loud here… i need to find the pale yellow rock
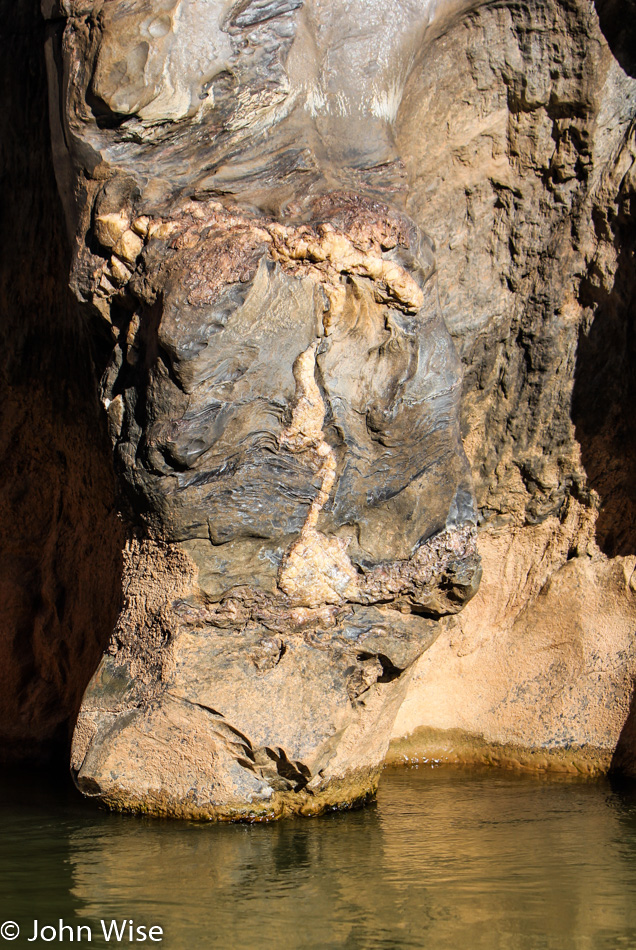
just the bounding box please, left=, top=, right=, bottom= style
left=268, top=223, right=424, bottom=312
left=126, top=312, right=141, bottom=347
left=109, top=255, right=133, bottom=285
left=147, top=220, right=181, bottom=241
left=114, top=229, right=144, bottom=265
left=279, top=527, right=360, bottom=607
left=94, top=211, right=130, bottom=249
left=180, top=200, right=209, bottom=219
left=91, top=294, right=112, bottom=323
left=278, top=342, right=359, bottom=605
left=131, top=216, right=151, bottom=238
left=279, top=342, right=325, bottom=451
left=391, top=504, right=636, bottom=771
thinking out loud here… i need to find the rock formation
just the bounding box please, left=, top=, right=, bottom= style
left=0, top=0, right=634, bottom=812
left=41, top=0, right=482, bottom=817
left=0, top=0, right=124, bottom=766
left=387, top=0, right=636, bottom=772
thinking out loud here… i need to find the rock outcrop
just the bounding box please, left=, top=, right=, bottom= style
left=42, top=0, right=482, bottom=817
left=1, top=0, right=634, bottom=809
left=387, top=0, right=636, bottom=772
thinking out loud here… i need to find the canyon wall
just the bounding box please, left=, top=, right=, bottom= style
left=389, top=0, right=636, bottom=772
left=0, top=0, right=634, bottom=812
left=0, top=0, right=123, bottom=765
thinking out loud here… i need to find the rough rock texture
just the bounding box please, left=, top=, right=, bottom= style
left=3, top=0, right=635, bottom=807
left=390, top=506, right=636, bottom=772
left=388, top=0, right=636, bottom=771
left=0, top=0, right=124, bottom=764
left=43, top=0, right=482, bottom=817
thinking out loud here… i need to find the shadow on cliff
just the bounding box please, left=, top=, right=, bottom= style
left=572, top=200, right=636, bottom=558
left=593, top=0, right=636, bottom=78
left=0, top=0, right=124, bottom=765
left=610, top=684, right=636, bottom=780
left=574, top=0, right=636, bottom=558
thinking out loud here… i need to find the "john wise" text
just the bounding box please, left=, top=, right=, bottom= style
left=23, top=919, right=163, bottom=942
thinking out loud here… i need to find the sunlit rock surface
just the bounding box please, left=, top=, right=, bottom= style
left=387, top=0, right=636, bottom=771
left=3, top=0, right=633, bottom=802
left=42, top=0, right=482, bottom=817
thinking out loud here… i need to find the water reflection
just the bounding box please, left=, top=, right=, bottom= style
left=3, top=768, right=636, bottom=949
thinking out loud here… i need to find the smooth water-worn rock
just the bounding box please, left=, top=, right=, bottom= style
left=42, top=0, right=482, bottom=817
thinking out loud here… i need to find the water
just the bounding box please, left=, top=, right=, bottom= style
left=2, top=766, right=636, bottom=949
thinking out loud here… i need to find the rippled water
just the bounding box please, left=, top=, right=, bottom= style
left=2, top=766, right=636, bottom=949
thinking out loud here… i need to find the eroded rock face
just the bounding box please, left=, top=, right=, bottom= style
left=390, top=503, right=636, bottom=773
left=44, top=0, right=481, bottom=817
left=387, top=0, right=636, bottom=771
left=35, top=0, right=636, bottom=808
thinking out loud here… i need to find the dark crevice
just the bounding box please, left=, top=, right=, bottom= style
left=356, top=651, right=405, bottom=683
left=593, top=0, right=636, bottom=78
left=187, top=700, right=226, bottom=719
left=572, top=198, right=636, bottom=557
left=0, top=0, right=124, bottom=765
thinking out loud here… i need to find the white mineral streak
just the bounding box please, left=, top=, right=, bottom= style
left=93, top=200, right=421, bottom=317
left=295, top=0, right=445, bottom=122
left=89, top=200, right=427, bottom=608
left=278, top=343, right=359, bottom=607
left=89, top=197, right=475, bottom=612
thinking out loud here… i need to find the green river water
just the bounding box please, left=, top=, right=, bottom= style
left=2, top=766, right=636, bottom=949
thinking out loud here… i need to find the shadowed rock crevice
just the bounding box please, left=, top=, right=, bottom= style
left=593, top=0, right=636, bottom=78
left=0, top=0, right=124, bottom=764
left=573, top=160, right=636, bottom=557
left=611, top=680, right=636, bottom=778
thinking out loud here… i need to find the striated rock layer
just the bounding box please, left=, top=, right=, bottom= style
left=43, top=0, right=482, bottom=817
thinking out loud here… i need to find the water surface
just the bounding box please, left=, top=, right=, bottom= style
left=2, top=766, right=636, bottom=949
